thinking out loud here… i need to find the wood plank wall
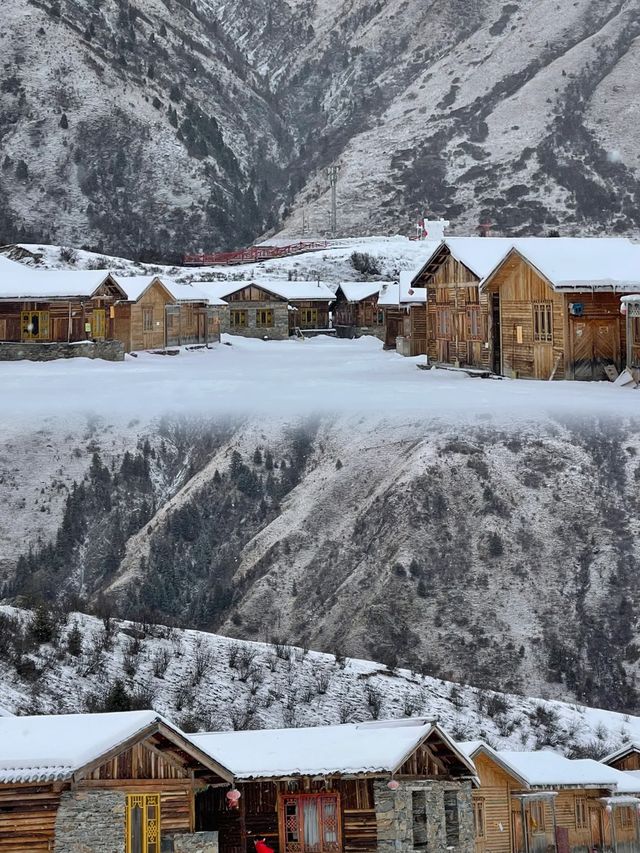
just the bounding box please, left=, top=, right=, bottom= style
left=0, top=783, right=59, bottom=853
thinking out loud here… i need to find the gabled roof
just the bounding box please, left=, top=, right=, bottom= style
left=377, top=282, right=400, bottom=307
left=479, top=238, right=640, bottom=293
left=459, top=741, right=636, bottom=790
left=0, top=257, right=117, bottom=300
left=113, top=275, right=171, bottom=302
left=602, top=741, right=640, bottom=767
left=194, top=279, right=335, bottom=303
left=413, top=238, right=517, bottom=284
left=336, top=282, right=384, bottom=302
left=192, top=718, right=477, bottom=781
left=399, top=270, right=426, bottom=304
left=0, top=710, right=233, bottom=785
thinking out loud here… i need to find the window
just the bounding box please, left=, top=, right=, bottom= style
left=21, top=310, right=50, bottom=341
left=473, top=799, right=486, bottom=839
left=412, top=791, right=428, bottom=849
left=618, top=807, right=634, bottom=829
left=230, top=309, right=247, bottom=328
left=92, top=308, right=106, bottom=339
left=143, top=308, right=154, bottom=332
left=436, top=308, right=452, bottom=340
left=533, top=303, right=553, bottom=343
left=279, top=794, right=341, bottom=853
left=126, top=793, right=160, bottom=853
left=575, top=798, right=587, bottom=829
left=300, top=309, right=318, bottom=327
left=466, top=306, right=483, bottom=341
left=256, top=309, right=274, bottom=328
left=377, top=310, right=384, bottom=325
left=529, top=801, right=546, bottom=833
left=444, top=790, right=460, bottom=846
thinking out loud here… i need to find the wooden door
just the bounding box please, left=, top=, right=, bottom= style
left=491, top=294, right=501, bottom=374
left=533, top=343, right=554, bottom=379
left=92, top=308, right=106, bottom=339
left=572, top=319, right=619, bottom=380
left=512, top=808, right=524, bottom=853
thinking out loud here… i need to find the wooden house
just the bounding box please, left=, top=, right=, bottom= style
left=378, top=279, right=428, bottom=355
left=0, top=710, right=232, bottom=853
left=479, top=238, right=640, bottom=380
left=0, top=255, right=126, bottom=345
left=333, top=283, right=384, bottom=339
left=197, top=280, right=335, bottom=339
left=192, top=719, right=478, bottom=853
left=460, top=741, right=640, bottom=853
left=603, top=742, right=640, bottom=773
left=114, top=276, right=223, bottom=351
left=406, top=238, right=515, bottom=370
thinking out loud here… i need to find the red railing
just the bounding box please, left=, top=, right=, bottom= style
left=183, top=241, right=330, bottom=267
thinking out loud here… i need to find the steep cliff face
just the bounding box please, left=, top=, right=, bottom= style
left=4, top=413, right=640, bottom=715
left=2, top=0, right=640, bottom=255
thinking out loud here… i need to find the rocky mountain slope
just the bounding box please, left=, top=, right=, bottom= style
left=0, top=604, right=637, bottom=759
left=3, top=412, right=640, bottom=717
left=2, top=0, right=640, bottom=256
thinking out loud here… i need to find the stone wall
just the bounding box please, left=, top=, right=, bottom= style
left=169, top=830, right=219, bottom=852
left=374, top=780, right=474, bottom=853
left=221, top=301, right=290, bottom=339
left=0, top=340, right=125, bottom=361
left=54, top=789, right=125, bottom=853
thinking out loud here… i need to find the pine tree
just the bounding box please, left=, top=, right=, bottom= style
left=104, top=679, right=131, bottom=711
left=66, top=621, right=83, bottom=656
left=59, top=113, right=69, bottom=129
left=253, top=448, right=263, bottom=465
left=30, top=604, right=55, bottom=643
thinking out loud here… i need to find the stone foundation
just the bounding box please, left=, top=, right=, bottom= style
left=220, top=301, right=290, bottom=340
left=54, top=789, right=125, bottom=853
left=374, top=780, right=474, bottom=853
left=0, top=340, right=125, bottom=361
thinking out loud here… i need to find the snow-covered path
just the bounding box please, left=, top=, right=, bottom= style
left=1, top=335, right=638, bottom=426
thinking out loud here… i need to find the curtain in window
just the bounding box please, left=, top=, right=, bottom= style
left=303, top=799, right=320, bottom=851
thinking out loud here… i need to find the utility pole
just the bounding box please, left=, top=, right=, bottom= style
left=327, top=165, right=340, bottom=237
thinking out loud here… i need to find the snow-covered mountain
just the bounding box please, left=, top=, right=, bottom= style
left=2, top=0, right=640, bottom=256
left=0, top=604, right=636, bottom=760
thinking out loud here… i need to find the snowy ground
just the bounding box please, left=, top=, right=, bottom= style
left=1, top=334, right=638, bottom=428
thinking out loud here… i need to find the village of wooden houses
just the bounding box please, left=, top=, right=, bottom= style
left=1, top=230, right=640, bottom=384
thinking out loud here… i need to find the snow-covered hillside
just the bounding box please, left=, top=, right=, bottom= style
left=0, top=605, right=635, bottom=760
left=2, top=0, right=640, bottom=254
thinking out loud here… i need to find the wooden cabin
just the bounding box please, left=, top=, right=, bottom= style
left=603, top=742, right=640, bottom=772
left=378, top=281, right=427, bottom=355
left=0, top=256, right=127, bottom=345
left=479, top=239, right=640, bottom=381
left=193, top=719, right=477, bottom=853
left=333, top=283, right=384, bottom=339
left=197, top=281, right=335, bottom=339
left=0, top=710, right=231, bottom=853
left=114, top=276, right=223, bottom=351
left=460, top=741, right=640, bottom=853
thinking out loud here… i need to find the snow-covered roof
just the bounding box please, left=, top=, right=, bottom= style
left=0, top=257, right=114, bottom=300
left=377, top=282, right=400, bottom=307
left=199, top=279, right=335, bottom=303
left=0, top=711, right=166, bottom=783
left=480, top=238, right=640, bottom=293
left=193, top=718, right=476, bottom=781
left=337, top=282, right=384, bottom=302
left=113, top=275, right=165, bottom=301
left=461, top=741, right=640, bottom=791
left=621, top=295, right=640, bottom=304
left=602, top=741, right=640, bottom=766
left=0, top=710, right=234, bottom=785
left=399, top=270, right=426, bottom=304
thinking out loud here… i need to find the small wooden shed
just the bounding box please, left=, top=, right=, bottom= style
left=193, top=718, right=477, bottom=853
left=602, top=742, right=640, bottom=773
left=378, top=279, right=428, bottom=355
left=479, top=238, right=640, bottom=380
left=0, top=710, right=231, bottom=853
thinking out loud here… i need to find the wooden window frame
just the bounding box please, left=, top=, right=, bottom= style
left=21, top=310, right=50, bottom=341
left=256, top=308, right=274, bottom=328
left=142, top=307, right=154, bottom=333
left=533, top=302, right=553, bottom=343
left=125, top=793, right=160, bottom=853
left=473, top=798, right=486, bottom=839
left=436, top=307, right=452, bottom=340
left=575, top=798, right=588, bottom=829
left=230, top=309, right=248, bottom=328
left=300, top=308, right=318, bottom=327
left=618, top=807, right=634, bottom=830
left=530, top=801, right=546, bottom=833
left=278, top=792, right=341, bottom=853
left=443, top=790, right=460, bottom=846
left=465, top=305, right=483, bottom=341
